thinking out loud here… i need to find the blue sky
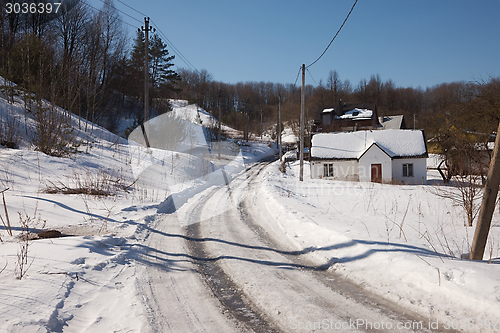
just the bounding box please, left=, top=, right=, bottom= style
left=90, top=0, right=500, bottom=89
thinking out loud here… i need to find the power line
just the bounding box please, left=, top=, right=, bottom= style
left=306, top=0, right=358, bottom=69
left=101, top=0, right=199, bottom=72
left=96, top=0, right=142, bottom=24
left=151, top=20, right=198, bottom=72
left=115, top=0, right=147, bottom=17
left=293, top=66, right=301, bottom=86
left=81, top=1, right=139, bottom=29
left=150, top=19, right=199, bottom=72
left=306, top=68, right=319, bottom=86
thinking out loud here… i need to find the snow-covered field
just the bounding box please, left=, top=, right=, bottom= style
left=1, top=87, right=500, bottom=332
left=258, top=161, right=500, bottom=331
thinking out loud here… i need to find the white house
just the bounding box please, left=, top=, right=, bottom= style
left=310, top=129, right=428, bottom=184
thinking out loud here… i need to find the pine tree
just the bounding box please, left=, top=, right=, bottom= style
left=149, top=33, right=179, bottom=94
left=127, top=30, right=145, bottom=100
left=127, top=32, right=179, bottom=103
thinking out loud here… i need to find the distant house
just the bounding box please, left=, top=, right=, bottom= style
left=378, top=115, right=406, bottom=130
left=312, top=101, right=379, bottom=132
left=312, top=100, right=406, bottom=133
left=310, top=129, right=428, bottom=184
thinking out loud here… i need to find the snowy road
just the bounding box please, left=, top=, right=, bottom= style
left=137, top=160, right=459, bottom=333
left=135, top=198, right=244, bottom=332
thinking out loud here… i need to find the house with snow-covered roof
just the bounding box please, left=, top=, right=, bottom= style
left=378, top=114, right=406, bottom=130
left=312, top=101, right=407, bottom=133
left=312, top=101, right=380, bottom=132
left=310, top=129, right=428, bottom=184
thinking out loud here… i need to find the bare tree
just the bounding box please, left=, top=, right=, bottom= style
left=99, top=0, right=127, bottom=88
left=433, top=135, right=487, bottom=227
left=55, top=0, right=88, bottom=117
left=327, top=70, right=342, bottom=104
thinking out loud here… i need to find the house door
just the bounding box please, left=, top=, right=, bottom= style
left=371, top=164, right=382, bottom=183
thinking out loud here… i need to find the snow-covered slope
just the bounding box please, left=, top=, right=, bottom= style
left=0, top=88, right=151, bottom=331
left=0, top=87, right=277, bottom=332
left=168, top=99, right=235, bottom=133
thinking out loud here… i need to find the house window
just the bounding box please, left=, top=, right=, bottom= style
left=323, top=163, right=334, bottom=177
left=403, top=163, right=414, bottom=177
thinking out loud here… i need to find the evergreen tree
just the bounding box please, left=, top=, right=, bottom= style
left=127, top=32, right=179, bottom=100
left=149, top=33, right=179, bottom=94
left=127, top=30, right=145, bottom=100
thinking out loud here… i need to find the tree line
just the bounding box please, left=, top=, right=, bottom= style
left=0, top=0, right=179, bottom=139
left=176, top=69, right=500, bottom=149
left=1, top=0, right=499, bottom=159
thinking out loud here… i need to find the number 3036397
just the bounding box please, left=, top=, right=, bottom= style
left=5, top=2, right=62, bottom=14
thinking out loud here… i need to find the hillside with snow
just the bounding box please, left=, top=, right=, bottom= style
left=1, top=81, right=500, bottom=332
left=0, top=86, right=277, bottom=331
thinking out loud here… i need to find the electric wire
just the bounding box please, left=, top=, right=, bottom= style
left=115, top=0, right=147, bottom=17
left=306, top=68, right=319, bottom=86
left=96, top=0, right=143, bottom=24
left=150, top=19, right=199, bottom=73
left=81, top=1, right=139, bottom=29
left=293, top=66, right=301, bottom=86
left=102, top=0, right=199, bottom=72
left=306, top=0, right=357, bottom=69
left=154, top=25, right=198, bottom=72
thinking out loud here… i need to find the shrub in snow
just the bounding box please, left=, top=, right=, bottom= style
left=31, top=103, right=79, bottom=157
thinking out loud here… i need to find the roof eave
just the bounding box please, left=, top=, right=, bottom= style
left=310, top=153, right=428, bottom=161
left=391, top=153, right=429, bottom=159
left=310, top=157, right=358, bottom=161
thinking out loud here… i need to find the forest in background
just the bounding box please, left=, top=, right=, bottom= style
left=0, top=0, right=178, bottom=137
left=177, top=69, right=500, bottom=148
left=0, top=0, right=499, bottom=158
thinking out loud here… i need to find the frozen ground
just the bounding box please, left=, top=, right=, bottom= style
left=257, top=160, right=500, bottom=331
left=1, top=88, right=500, bottom=332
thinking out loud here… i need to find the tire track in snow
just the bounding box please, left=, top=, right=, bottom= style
left=193, top=160, right=461, bottom=333
left=136, top=210, right=245, bottom=333
left=185, top=168, right=282, bottom=333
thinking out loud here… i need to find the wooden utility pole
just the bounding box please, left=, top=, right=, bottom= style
left=278, top=94, right=282, bottom=161
left=299, top=64, right=305, bottom=181
left=246, top=112, right=249, bottom=142
left=260, top=109, right=263, bottom=139
left=276, top=102, right=279, bottom=148
left=470, top=121, right=500, bottom=260
left=142, top=17, right=153, bottom=147
left=218, top=89, right=222, bottom=159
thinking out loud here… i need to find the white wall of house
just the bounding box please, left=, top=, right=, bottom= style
left=310, top=143, right=427, bottom=184
left=310, top=160, right=358, bottom=180
left=358, top=144, right=392, bottom=182
left=392, top=157, right=427, bottom=184
left=310, top=161, right=321, bottom=179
